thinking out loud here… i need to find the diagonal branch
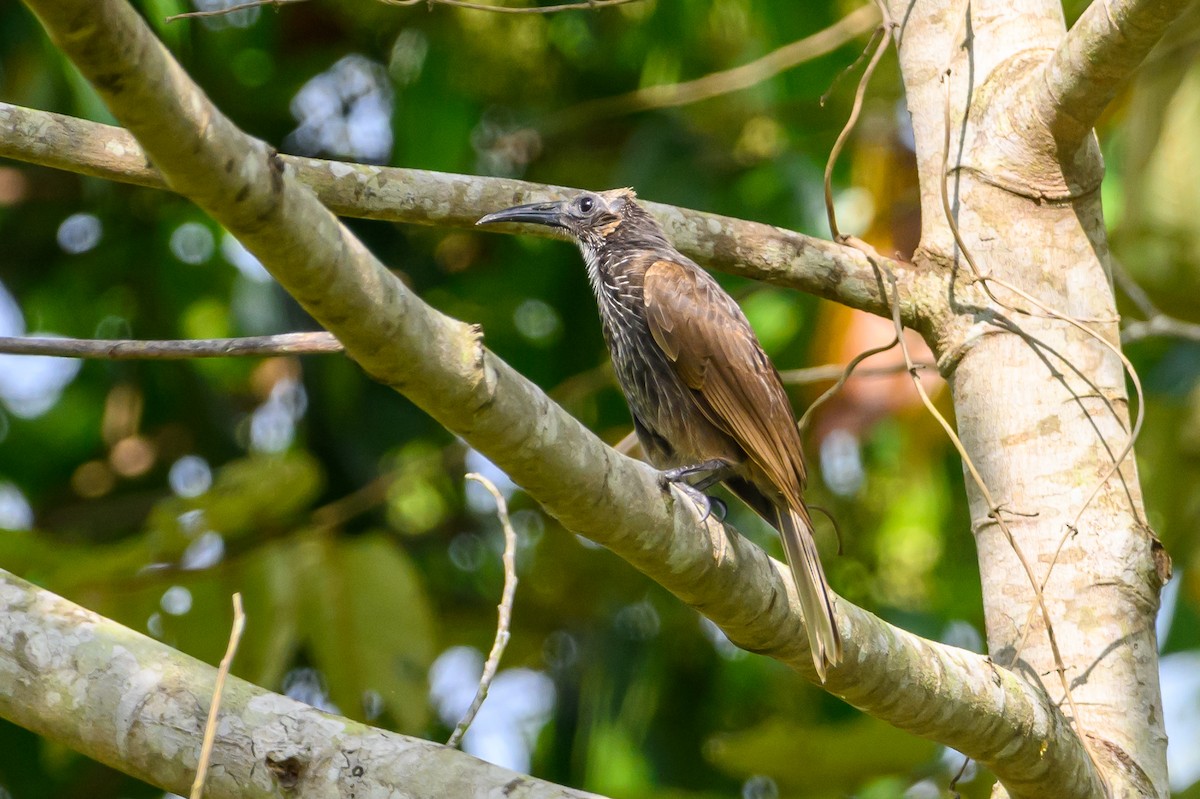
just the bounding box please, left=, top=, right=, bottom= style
left=15, top=1, right=1098, bottom=797
left=0, top=102, right=939, bottom=331
left=1036, top=0, right=1192, bottom=146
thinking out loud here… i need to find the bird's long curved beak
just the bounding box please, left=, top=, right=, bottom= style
left=476, top=201, right=566, bottom=228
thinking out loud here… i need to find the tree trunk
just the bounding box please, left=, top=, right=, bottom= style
left=889, top=0, right=1171, bottom=794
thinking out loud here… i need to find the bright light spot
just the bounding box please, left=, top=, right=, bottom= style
left=190, top=0, right=259, bottom=29
left=939, top=747, right=976, bottom=783
left=1163, top=650, right=1200, bottom=791
left=1158, top=572, right=1181, bottom=647
left=832, top=186, right=875, bottom=238
left=614, top=600, right=660, bottom=641
left=541, top=629, right=578, bottom=671
left=147, top=612, right=164, bottom=638
left=820, top=428, right=864, bottom=497
left=0, top=345, right=82, bottom=420
left=940, top=620, right=983, bottom=653
left=221, top=233, right=272, bottom=283
left=448, top=532, right=486, bottom=572
left=0, top=482, right=33, bottom=530
left=110, top=435, right=157, bottom=478
left=428, top=647, right=556, bottom=773
left=286, top=55, right=394, bottom=164
left=513, top=298, right=562, bottom=344
left=389, top=29, right=429, bottom=85
left=430, top=646, right=484, bottom=726
left=160, top=585, right=193, bottom=616
left=282, top=667, right=340, bottom=713
left=181, top=531, right=225, bottom=570
left=464, top=448, right=516, bottom=513
left=471, top=111, right=542, bottom=178
left=0, top=283, right=20, bottom=339
left=177, top=509, right=206, bottom=534
left=905, top=779, right=942, bottom=798
left=699, top=616, right=744, bottom=661
left=170, top=222, right=215, bottom=265
left=249, top=400, right=295, bottom=453
left=169, top=455, right=212, bottom=498
left=741, top=775, right=778, bottom=799
left=56, top=213, right=103, bottom=254
left=0, top=285, right=81, bottom=418
left=510, top=508, right=544, bottom=551
left=362, top=689, right=385, bottom=721
left=272, top=377, right=308, bottom=420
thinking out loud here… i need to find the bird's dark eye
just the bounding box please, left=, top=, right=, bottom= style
left=577, top=196, right=595, bottom=214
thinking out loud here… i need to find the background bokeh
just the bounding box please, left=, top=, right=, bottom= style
left=1, top=1, right=1198, bottom=797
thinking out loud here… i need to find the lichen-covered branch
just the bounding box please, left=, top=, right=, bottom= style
left=0, top=102, right=939, bottom=330
left=13, top=0, right=1102, bottom=796
left=0, top=570, right=603, bottom=799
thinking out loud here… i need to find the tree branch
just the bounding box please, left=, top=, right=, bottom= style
left=548, top=4, right=880, bottom=129
left=1036, top=0, right=1192, bottom=146
left=0, top=102, right=939, bottom=331
left=13, top=1, right=1099, bottom=796
left=0, top=332, right=342, bottom=359
left=0, top=569, right=602, bottom=799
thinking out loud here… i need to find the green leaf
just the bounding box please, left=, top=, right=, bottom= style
left=297, top=531, right=436, bottom=732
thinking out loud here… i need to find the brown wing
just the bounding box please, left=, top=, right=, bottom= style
left=642, top=258, right=807, bottom=504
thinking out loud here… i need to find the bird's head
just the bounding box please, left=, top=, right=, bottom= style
left=477, top=188, right=659, bottom=253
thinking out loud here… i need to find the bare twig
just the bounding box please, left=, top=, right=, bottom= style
left=796, top=337, right=900, bottom=435
left=190, top=593, right=246, bottom=799
left=1122, top=315, right=1200, bottom=343
left=1110, top=261, right=1200, bottom=343
left=382, top=0, right=637, bottom=11
left=823, top=2, right=893, bottom=242
left=450, top=475, right=520, bottom=748
left=167, top=0, right=635, bottom=21
left=551, top=4, right=880, bottom=128
left=0, top=332, right=342, bottom=359
left=165, top=0, right=303, bottom=22
left=780, top=360, right=929, bottom=386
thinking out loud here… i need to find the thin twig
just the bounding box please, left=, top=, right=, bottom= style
left=166, top=0, right=304, bottom=22
left=190, top=593, right=246, bottom=799
left=1109, top=261, right=1200, bottom=343
left=0, top=332, right=342, bottom=359
left=796, top=338, right=901, bottom=435
left=1122, top=315, right=1200, bottom=343
left=168, top=0, right=636, bottom=21
left=823, top=1, right=892, bottom=242
left=551, top=4, right=880, bottom=129
left=450, top=474, right=520, bottom=748
left=780, top=360, right=929, bottom=386
left=382, top=0, right=638, bottom=11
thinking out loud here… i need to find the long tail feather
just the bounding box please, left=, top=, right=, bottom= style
left=777, top=505, right=842, bottom=681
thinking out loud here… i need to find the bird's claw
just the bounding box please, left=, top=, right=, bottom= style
left=659, top=470, right=726, bottom=523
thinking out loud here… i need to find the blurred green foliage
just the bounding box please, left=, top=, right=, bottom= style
left=0, top=1, right=1198, bottom=797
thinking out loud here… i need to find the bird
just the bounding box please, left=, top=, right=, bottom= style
left=478, top=188, right=842, bottom=681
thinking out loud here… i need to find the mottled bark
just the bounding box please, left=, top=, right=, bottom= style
left=885, top=0, right=1180, bottom=795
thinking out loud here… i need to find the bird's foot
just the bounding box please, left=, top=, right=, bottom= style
left=659, top=460, right=733, bottom=523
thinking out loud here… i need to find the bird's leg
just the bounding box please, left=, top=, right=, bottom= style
left=659, top=459, right=734, bottom=522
